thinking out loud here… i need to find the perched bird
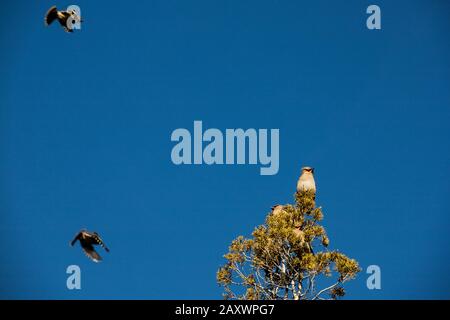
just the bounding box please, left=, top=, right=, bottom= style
left=71, top=229, right=109, bottom=263
left=292, top=227, right=314, bottom=254
left=44, top=6, right=82, bottom=32
left=296, top=166, right=316, bottom=196
left=292, top=227, right=305, bottom=242
left=271, top=204, right=284, bottom=216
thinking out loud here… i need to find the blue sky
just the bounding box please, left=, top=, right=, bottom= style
left=0, top=0, right=449, bottom=299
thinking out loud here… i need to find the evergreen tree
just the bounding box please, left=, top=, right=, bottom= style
left=217, top=189, right=360, bottom=300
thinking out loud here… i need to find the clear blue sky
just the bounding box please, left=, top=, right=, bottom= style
left=0, top=0, right=449, bottom=299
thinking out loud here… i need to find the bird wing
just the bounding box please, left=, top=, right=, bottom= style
left=45, top=6, right=58, bottom=26
left=81, top=244, right=102, bottom=263
left=70, top=232, right=81, bottom=246
left=91, top=233, right=110, bottom=252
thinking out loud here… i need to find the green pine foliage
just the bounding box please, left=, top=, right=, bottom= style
left=217, top=190, right=360, bottom=300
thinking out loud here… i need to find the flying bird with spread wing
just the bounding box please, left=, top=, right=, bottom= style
left=44, top=6, right=82, bottom=32
left=71, top=229, right=110, bottom=263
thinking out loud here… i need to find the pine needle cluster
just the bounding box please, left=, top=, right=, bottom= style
left=217, top=190, right=360, bottom=300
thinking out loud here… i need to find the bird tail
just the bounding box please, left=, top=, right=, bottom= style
left=45, top=6, right=58, bottom=26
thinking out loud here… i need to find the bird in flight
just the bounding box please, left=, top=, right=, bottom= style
left=44, top=6, right=82, bottom=33
left=71, top=229, right=110, bottom=263
left=297, top=166, right=316, bottom=196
